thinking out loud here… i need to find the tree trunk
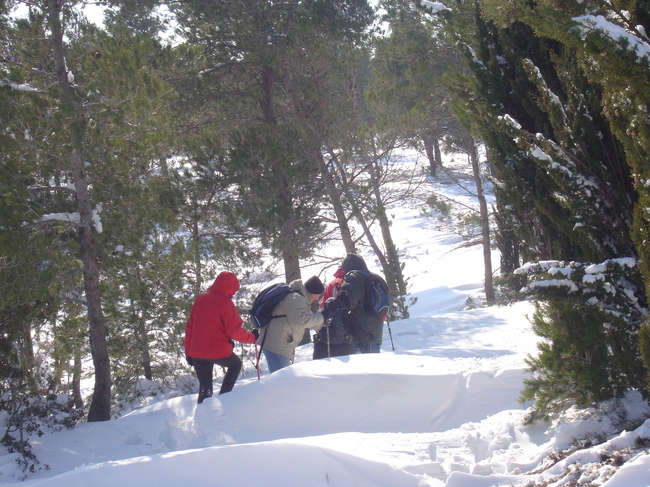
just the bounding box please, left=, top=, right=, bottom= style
left=469, top=137, right=494, bottom=303
left=423, top=134, right=437, bottom=178
left=423, top=135, right=443, bottom=178
left=132, top=266, right=153, bottom=380
left=19, top=325, right=38, bottom=393
left=72, top=351, right=84, bottom=409
left=326, top=146, right=409, bottom=318
left=281, top=231, right=302, bottom=283
left=140, top=328, right=153, bottom=381
left=258, top=63, right=303, bottom=283
left=433, top=138, right=443, bottom=173
left=369, top=160, right=409, bottom=318
left=317, top=150, right=356, bottom=254
left=48, top=0, right=112, bottom=421
left=191, top=219, right=202, bottom=296
left=282, top=72, right=356, bottom=255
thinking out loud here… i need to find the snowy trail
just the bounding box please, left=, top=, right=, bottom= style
left=11, top=298, right=549, bottom=487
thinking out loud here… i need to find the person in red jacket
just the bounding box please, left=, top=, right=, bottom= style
left=184, top=271, right=258, bottom=403
left=319, top=266, right=345, bottom=308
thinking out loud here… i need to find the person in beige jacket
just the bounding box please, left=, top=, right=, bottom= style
left=260, top=276, right=326, bottom=373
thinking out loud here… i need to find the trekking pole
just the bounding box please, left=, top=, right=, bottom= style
left=326, top=318, right=331, bottom=358
left=386, top=320, right=395, bottom=351
left=254, top=342, right=261, bottom=380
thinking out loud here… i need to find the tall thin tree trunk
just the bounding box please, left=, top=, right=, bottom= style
left=281, top=223, right=302, bottom=282
left=325, top=147, right=409, bottom=317
left=317, top=150, right=356, bottom=254
left=469, top=138, right=494, bottom=303
left=369, top=160, right=409, bottom=318
left=48, top=0, right=112, bottom=421
left=259, top=64, right=303, bottom=283
left=134, top=267, right=153, bottom=380
left=423, top=135, right=443, bottom=178
left=282, top=72, right=356, bottom=256
left=191, top=219, right=202, bottom=296
left=72, top=351, right=84, bottom=409
left=139, top=316, right=153, bottom=381
left=423, top=135, right=437, bottom=178
left=433, top=138, right=443, bottom=173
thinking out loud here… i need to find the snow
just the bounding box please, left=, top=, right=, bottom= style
left=2, top=157, right=650, bottom=486
left=573, top=15, right=650, bottom=65
left=420, top=1, right=448, bottom=15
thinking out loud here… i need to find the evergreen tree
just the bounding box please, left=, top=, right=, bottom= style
left=172, top=0, right=375, bottom=282
left=441, top=3, right=635, bottom=266
left=422, top=0, right=646, bottom=412
left=518, top=259, right=647, bottom=417
left=481, top=0, right=650, bottom=395
left=371, top=0, right=462, bottom=177
left=2, top=1, right=181, bottom=420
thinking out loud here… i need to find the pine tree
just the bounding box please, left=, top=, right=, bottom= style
left=442, top=4, right=635, bottom=266
left=172, top=0, right=375, bottom=282
left=2, top=1, right=182, bottom=420
left=518, top=259, right=646, bottom=417
left=481, top=0, right=650, bottom=395
left=371, top=0, right=462, bottom=177
left=428, top=0, right=647, bottom=412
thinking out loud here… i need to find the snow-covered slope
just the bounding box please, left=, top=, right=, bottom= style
left=3, top=156, right=649, bottom=487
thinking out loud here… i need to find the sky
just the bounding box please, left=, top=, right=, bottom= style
left=1, top=153, right=650, bottom=487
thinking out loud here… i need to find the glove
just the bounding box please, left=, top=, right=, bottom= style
left=325, top=297, right=346, bottom=311
left=251, top=328, right=260, bottom=341
left=185, top=356, right=194, bottom=366
left=321, top=307, right=332, bottom=323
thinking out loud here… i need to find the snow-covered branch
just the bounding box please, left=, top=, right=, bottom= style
left=420, top=1, right=449, bottom=15
left=572, top=14, right=650, bottom=66
left=37, top=204, right=103, bottom=234
left=0, top=79, right=40, bottom=92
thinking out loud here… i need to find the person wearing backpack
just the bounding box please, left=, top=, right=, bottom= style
left=259, top=275, right=326, bottom=373
left=324, top=253, right=386, bottom=354
left=184, top=271, right=259, bottom=403
left=313, top=267, right=357, bottom=359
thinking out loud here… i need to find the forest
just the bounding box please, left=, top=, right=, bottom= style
left=2, top=0, right=650, bottom=470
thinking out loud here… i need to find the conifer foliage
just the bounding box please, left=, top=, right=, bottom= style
left=516, top=259, right=647, bottom=417
left=426, top=0, right=650, bottom=413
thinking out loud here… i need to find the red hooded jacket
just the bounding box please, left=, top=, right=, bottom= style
left=319, top=266, right=345, bottom=309
left=184, top=271, right=256, bottom=360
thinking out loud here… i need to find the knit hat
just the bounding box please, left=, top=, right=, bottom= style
left=304, top=276, right=325, bottom=295
left=341, top=253, right=368, bottom=273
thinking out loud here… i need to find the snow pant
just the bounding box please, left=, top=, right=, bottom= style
left=263, top=349, right=291, bottom=373
left=313, top=341, right=356, bottom=360
left=192, top=354, right=242, bottom=403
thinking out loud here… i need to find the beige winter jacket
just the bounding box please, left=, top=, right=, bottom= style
left=259, top=279, right=325, bottom=360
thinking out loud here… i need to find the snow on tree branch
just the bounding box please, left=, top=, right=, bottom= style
left=572, top=15, right=650, bottom=65
left=420, top=1, right=448, bottom=14
left=39, top=205, right=103, bottom=233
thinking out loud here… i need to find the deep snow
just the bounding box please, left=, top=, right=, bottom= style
left=2, top=154, right=650, bottom=487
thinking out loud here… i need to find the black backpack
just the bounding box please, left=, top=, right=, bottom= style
left=349, top=270, right=390, bottom=317
left=249, top=283, right=296, bottom=328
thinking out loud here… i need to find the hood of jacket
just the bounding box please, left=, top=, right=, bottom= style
left=342, top=253, right=368, bottom=273
left=288, top=279, right=307, bottom=297
left=209, top=271, right=240, bottom=298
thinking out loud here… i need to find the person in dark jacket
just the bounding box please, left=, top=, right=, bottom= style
left=324, top=253, right=385, bottom=353
left=184, top=271, right=258, bottom=403
left=313, top=267, right=356, bottom=359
